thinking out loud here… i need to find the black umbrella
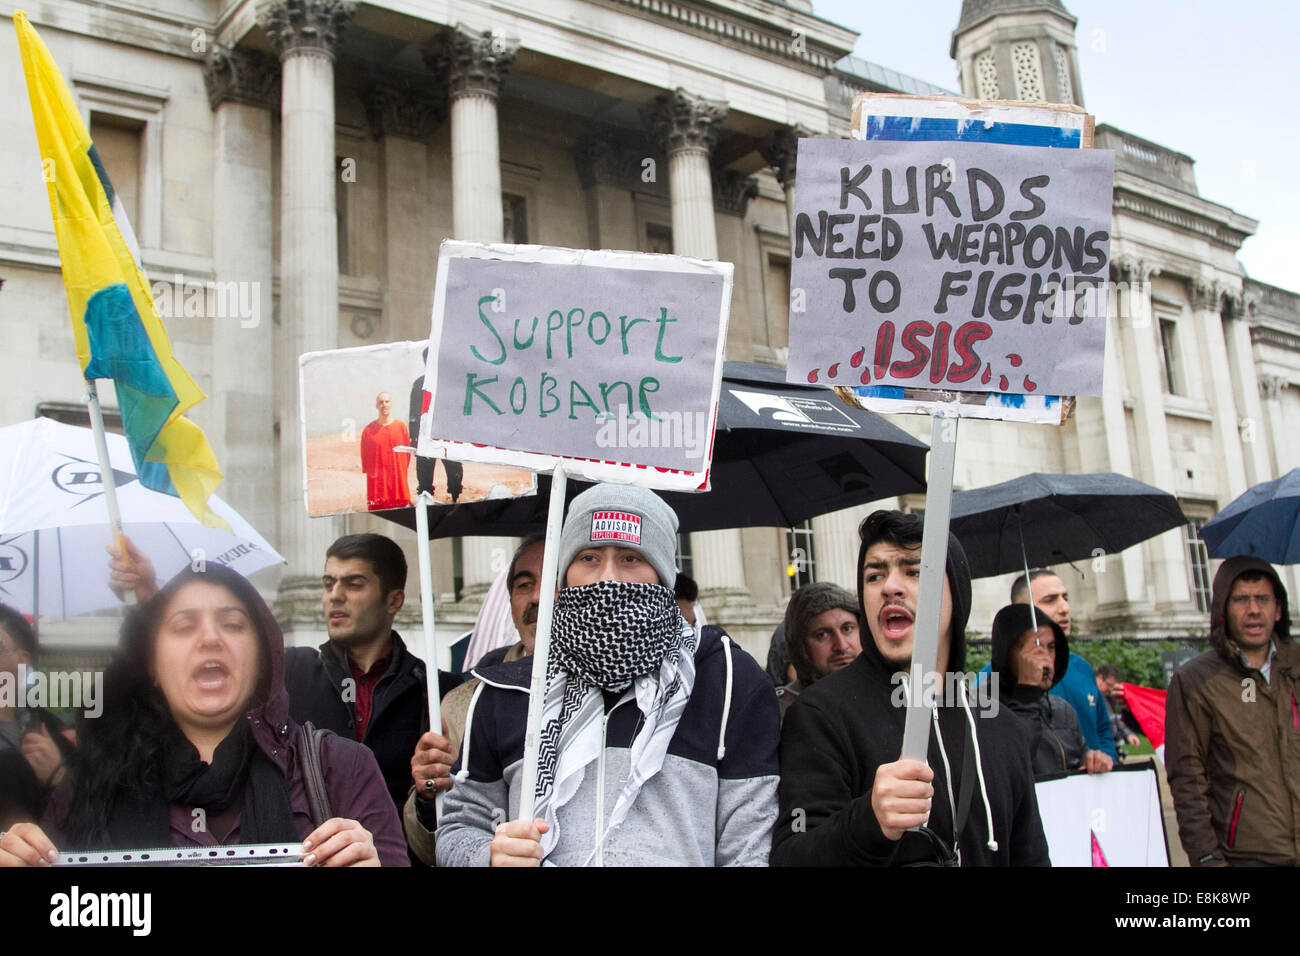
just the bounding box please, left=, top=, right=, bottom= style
left=949, top=472, right=1187, bottom=579
left=1201, top=467, right=1300, bottom=564
left=378, top=360, right=928, bottom=536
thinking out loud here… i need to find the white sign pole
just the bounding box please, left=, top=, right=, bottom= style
left=413, top=489, right=444, bottom=815
left=901, top=409, right=959, bottom=762
left=518, top=464, right=567, bottom=822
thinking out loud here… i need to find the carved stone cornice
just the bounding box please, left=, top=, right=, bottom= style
left=259, top=0, right=355, bottom=60
left=642, top=88, right=728, bottom=155
left=424, top=25, right=519, bottom=99
left=202, top=46, right=280, bottom=112
left=712, top=169, right=758, bottom=217
left=759, top=124, right=810, bottom=190
left=364, top=80, right=446, bottom=140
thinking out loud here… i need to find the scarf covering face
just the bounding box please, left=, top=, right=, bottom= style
left=535, top=580, right=697, bottom=863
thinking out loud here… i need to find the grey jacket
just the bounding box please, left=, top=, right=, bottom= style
left=435, top=625, right=780, bottom=866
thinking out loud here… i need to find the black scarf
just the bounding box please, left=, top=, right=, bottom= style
left=102, top=721, right=297, bottom=848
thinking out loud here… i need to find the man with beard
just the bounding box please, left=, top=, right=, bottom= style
left=1166, top=557, right=1300, bottom=866
left=284, top=534, right=461, bottom=823
left=434, top=484, right=780, bottom=866
left=771, top=510, right=1049, bottom=866
left=402, top=535, right=544, bottom=863
left=776, top=583, right=862, bottom=722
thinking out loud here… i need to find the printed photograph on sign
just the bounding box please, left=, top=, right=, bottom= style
left=418, top=241, right=732, bottom=492
left=300, top=341, right=536, bottom=517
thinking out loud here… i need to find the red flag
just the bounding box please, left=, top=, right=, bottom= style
left=1091, top=830, right=1109, bottom=867
left=1122, top=682, right=1167, bottom=761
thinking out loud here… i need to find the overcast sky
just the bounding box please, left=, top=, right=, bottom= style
left=812, top=0, right=1298, bottom=293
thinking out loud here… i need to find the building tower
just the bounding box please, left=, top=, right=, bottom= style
left=950, top=0, right=1083, bottom=106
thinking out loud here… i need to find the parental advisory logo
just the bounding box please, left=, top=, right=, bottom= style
left=590, top=511, right=642, bottom=544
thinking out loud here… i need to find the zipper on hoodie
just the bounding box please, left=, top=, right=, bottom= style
left=594, top=693, right=634, bottom=867
left=1227, top=790, right=1244, bottom=848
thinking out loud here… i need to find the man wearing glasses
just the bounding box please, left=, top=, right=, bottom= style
left=1166, top=557, right=1300, bottom=866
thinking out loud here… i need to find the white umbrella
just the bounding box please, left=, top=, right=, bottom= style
left=0, top=417, right=285, bottom=618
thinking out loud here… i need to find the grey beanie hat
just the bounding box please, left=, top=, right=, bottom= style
left=557, top=483, right=680, bottom=587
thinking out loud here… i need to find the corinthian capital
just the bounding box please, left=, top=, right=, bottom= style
left=759, top=124, right=810, bottom=190
left=365, top=80, right=446, bottom=140
left=643, top=88, right=728, bottom=155
left=202, top=46, right=280, bottom=111
left=425, top=25, right=519, bottom=99
left=1259, top=374, right=1287, bottom=401
left=1189, top=277, right=1219, bottom=312
left=259, top=0, right=355, bottom=59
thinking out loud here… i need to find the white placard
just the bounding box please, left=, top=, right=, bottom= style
left=418, top=241, right=732, bottom=491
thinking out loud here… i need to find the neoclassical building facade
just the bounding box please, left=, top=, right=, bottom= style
left=2, top=0, right=1297, bottom=665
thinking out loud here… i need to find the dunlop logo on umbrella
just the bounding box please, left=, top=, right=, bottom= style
left=0, top=540, right=29, bottom=584
left=50, top=454, right=135, bottom=500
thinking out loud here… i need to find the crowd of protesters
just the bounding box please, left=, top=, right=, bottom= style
left=0, top=483, right=1296, bottom=866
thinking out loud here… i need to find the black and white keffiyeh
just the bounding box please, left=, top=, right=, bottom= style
left=535, top=580, right=697, bottom=863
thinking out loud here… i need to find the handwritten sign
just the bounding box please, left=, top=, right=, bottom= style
left=418, top=241, right=732, bottom=491
left=788, top=137, right=1114, bottom=398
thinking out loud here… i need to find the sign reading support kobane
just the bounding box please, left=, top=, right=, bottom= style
left=419, top=241, right=732, bottom=491
left=787, top=136, right=1114, bottom=398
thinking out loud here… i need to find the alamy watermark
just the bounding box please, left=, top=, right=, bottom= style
left=593, top=407, right=710, bottom=462
left=890, top=669, right=1000, bottom=717
left=1, top=663, right=103, bottom=719
left=151, top=274, right=260, bottom=329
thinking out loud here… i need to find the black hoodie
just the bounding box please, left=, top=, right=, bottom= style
left=990, top=604, right=1086, bottom=780
left=771, top=530, right=1050, bottom=866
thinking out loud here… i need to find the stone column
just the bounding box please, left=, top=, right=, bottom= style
left=1258, top=373, right=1300, bottom=605
left=811, top=504, right=873, bottom=591
left=573, top=137, right=646, bottom=251
left=202, top=48, right=279, bottom=547
left=1191, top=278, right=1248, bottom=500
left=759, top=124, right=807, bottom=237
left=365, top=81, right=445, bottom=341
left=427, top=26, right=519, bottom=601
left=1115, top=257, right=1188, bottom=610
left=1073, top=300, right=1143, bottom=618
left=1259, top=374, right=1292, bottom=476
left=1223, top=295, right=1272, bottom=486
left=261, top=0, right=354, bottom=634
left=644, top=88, right=747, bottom=604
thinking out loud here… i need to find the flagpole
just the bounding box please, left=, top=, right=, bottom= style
left=85, top=380, right=135, bottom=607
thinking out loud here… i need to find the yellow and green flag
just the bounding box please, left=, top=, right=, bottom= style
left=14, top=10, right=227, bottom=528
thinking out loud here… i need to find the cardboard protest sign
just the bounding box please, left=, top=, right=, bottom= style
left=299, top=341, right=536, bottom=517
left=418, top=241, right=732, bottom=491
left=788, top=136, right=1113, bottom=398
left=1034, top=763, right=1169, bottom=867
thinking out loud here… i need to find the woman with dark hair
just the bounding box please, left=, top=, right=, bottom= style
left=0, top=565, right=407, bottom=866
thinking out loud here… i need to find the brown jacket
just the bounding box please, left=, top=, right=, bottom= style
left=1165, top=556, right=1300, bottom=866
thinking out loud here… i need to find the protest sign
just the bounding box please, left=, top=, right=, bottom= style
left=788, top=136, right=1113, bottom=398
left=299, top=340, right=536, bottom=517
left=418, top=241, right=732, bottom=491
left=1034, top=763, right=1169, bottom=866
